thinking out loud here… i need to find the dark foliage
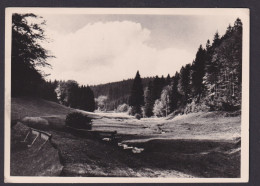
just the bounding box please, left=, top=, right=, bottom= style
left=152, top=76, right=165, bottom=101
left=166, top=18, right=243, bottom=113
left=65, top=112, right=92, bottom=130
left=39, top=80, right=58, bottom=102
left=169, top=72, right=181, bottom=112
left=135, top=113, right=141, bottom=120
left=143, top=81, right=154, bottom=117
left=90, top=77, right=153, bottom=110
left=191, top=45, right=207, bottom=98
left=56, top=80, right=95, bottom=112
left=178, top=64, right=191, bottom=105
left=129, top=71, right=144, bottom=115
left=11, top=13, right=53, bottom=97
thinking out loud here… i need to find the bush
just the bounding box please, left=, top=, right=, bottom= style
left=65, top=112, right=92, bottom=130
left=127, top=106, right=134, bottom=115
left=117, top=103, right=129, bottom=112
left=135, top=113, right=141, bottom=120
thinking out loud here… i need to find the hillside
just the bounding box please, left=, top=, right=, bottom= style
left=11, top=97, right=75, bottom=121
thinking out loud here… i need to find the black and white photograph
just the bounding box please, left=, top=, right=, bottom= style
left=4, top=8, right=249, bottom=183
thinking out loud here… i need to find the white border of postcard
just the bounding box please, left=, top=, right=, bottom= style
left=4, top=8, right=250, bottom=183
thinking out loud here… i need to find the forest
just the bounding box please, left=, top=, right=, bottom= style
left=91, top=18, right=242, bottom=117
left=11, top=13, right=242, bottom=117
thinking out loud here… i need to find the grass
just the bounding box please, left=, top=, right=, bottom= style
left=11, top=97, right=74, bottom=120
left=10, top=97, right=241, bottom=177
left=11, top=122, right=63, bottom=176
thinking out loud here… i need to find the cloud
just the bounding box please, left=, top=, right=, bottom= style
left=44, top=20, right=194, bottom=85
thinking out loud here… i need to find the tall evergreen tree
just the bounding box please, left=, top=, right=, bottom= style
left=160, top=75, right=166, bottom=87
left=129, top=71, right=144, bottom=115
left=178, top=64, right=191, bottom=105
left=151, top=76, right=161, bottom=101
left=170, top=72, right=181, bottom=112
left=206, top=39, right=211, bottom=50
left=203, top=18, right=242, bottom=111
left=166, top=74, right=171, bottom=85
left=212, top=31, right=220, bottom=47
left=191, top=45, right=207, bottom=99
left=143, top=81, right=154, bottom=117
left=151, top=75, right=166, bottom=102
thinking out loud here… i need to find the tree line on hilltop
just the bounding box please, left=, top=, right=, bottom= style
left=90, top=77, right=154, bottom=110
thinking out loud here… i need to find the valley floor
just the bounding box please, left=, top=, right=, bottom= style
left=10, top=98, right=241, bottom=178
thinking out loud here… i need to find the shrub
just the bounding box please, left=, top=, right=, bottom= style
left=65, top=112, right=92, bottom=130
left=135, top=113, right=141, bottom=120
left=127, top=106, right=134, bottom=115
left=117, top=103, right=129, bottom=112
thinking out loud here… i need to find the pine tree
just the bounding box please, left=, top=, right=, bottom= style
left=151, top=75, right=165, bottom=102
left=178, top=64, right=191, bottom=105
left=143, top=81, right=154, bottom=117
left=151, top=76, right=161, bottom=101
left=206, top=40, right=211, bottom=50
left=224, top=24, right=233, bottom=39
left=203, top=18, right=242, bottom=111
left=170, top=72, right=181, bottom=112
left=212, top=31, right=220, bottom=47
left=129, top=71, right=144, bottom=115
left=160, top=75, right=166, bottom=88
left=166, top=74, right=171, bottom=85
left=191, top=45, right=206, bottom=99
left=234, top=18, right=242, bottom=34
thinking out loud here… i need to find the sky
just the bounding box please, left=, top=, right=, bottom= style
left=38, top=14, right=238, bottom=86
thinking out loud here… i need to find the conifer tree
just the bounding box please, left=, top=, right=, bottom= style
left=151, top=76, right=161, bottom=101
left=191, top=45, right=207, bottom=99
left=166, top=74, right=171, bottom=85
left=143, top=81, right=154, bottom=117
left=151, top=75, right=165, bottom=102
left=212, top=31, right=220, bottom=47
left=206, top=39, right=211, bottom=50
left=178, top=64, right=191, bottom=105
left=203, top=18, right=242, bottom=110
left=129, top=71, right=144, bottom=115
left=170, top=72, right=181, bottom=112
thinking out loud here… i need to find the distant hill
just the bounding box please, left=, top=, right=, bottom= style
left=90, top=77, right=154, bottom=110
